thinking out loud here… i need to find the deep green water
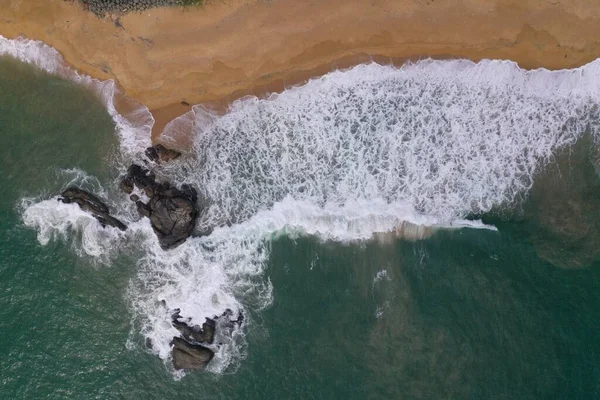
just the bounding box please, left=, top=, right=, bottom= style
left=2, top=55, right=600, bottom=399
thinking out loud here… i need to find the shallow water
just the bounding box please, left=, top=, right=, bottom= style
left=2, top=39, right=600, bottom=399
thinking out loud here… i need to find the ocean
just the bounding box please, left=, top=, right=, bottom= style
left=1, top=36, right=600, bottom=399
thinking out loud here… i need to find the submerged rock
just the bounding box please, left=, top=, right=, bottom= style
left=59, top=187, right=127, bottom=231
left=119, top=176, right=134, bottom=194
left=171, top=337, right=214, bottom=370
left=145, top=144, right=181, bottom=164
left=121, top=164, right=199, bottom=249
left=524, top=139, right=600, bottom=268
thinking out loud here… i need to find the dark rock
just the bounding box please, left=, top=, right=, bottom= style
left=144, top=146, right=159, bottom=163
left=172, top=318, right=196, bottom=339
left=121, top=164, right=200, bottom=249
left=59, top=187, right=127, bottom=231
left=172, top=317, right=216, bottom=344
left=180, top=184, right=198, bottom=203
left=167, top=307, right=246, bottom=369
left=127, top=164, right=156, bottom=191
left=220, top=308, right=244, bottom=329
left=129, top=194, right=140, bottom=202
left=143, top=185, right=156, bottom=198
left=149, top=195, right=197, bottom=249
left=181, top=101, right=190, bottom=106
left=171, top=337, right=214, bottom=370
left=119, top=176, right=134, bottom=194
left=233, top=311, right=244, bottom=326
left=145, top=144, right=181, bottom=163
left=195, top=319, right=216, bottom=344
left=61, top=187, right=109, bottom=214
left=136, top=200, right=152, bottom=218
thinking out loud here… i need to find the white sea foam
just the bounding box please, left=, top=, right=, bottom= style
left=166, top=59, right=600, bottom=232
left=373, top=269, right=390, bottom=284
left=10, top=34, right=600, bottom=375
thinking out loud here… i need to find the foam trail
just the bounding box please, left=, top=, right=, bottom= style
left=14, top=34, right=600, bottom=375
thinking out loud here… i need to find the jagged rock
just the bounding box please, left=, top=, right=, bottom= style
left=59, top=187, right=127, bottom=231
left=121, top=164, right=199, bottom=249
left=168, top=307, right=245, bottom=369
left=172, top=316, right=216, bottom=344
left=60, top=187, right=109, bottom=213
left=195, top=319, right=216, bottom=344
left=145, top=144, right=181, bottom=163
left=172, top=318, right=195, bottom=339
left=171, top=337, right=214, bottom=370
left=128, top=164, right=156, bottom=191
left=220, top=308, right=245, bottom=330
left=149, top=195, right=197, bottom=249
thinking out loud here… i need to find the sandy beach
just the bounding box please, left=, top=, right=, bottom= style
left=2, top=0, right=600, bottom=138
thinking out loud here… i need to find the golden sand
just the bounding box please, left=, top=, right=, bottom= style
left=2, top=0, right=600, bottom=138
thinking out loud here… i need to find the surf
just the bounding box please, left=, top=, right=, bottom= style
left=6, top=34, right=600, bottom=375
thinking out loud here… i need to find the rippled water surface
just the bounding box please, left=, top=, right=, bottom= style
left=2, top=40, right=600, bottom=399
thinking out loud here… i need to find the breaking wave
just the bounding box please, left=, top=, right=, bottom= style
left=8, top=34, right=600, bottom=375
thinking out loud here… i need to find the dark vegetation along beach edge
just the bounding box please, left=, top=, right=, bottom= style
left=59, top=144, right=243, bottom=371
left=73, top=0, right=203, bottom=16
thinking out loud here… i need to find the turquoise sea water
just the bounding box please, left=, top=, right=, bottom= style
left=2, top=48, right=600, bottom=399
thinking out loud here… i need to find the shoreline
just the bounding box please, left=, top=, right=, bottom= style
left=2, top=0, right=600, bottom=139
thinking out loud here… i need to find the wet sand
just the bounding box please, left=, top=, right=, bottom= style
left=2, top=0, right=600, bottom=139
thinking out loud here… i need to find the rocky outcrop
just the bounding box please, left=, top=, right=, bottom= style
left=121, top=164, right=198, bottom=249
left=172, top=311, right=216, bottom=344
left=169, top=308, right=244, bottom=370
left=171, top=337, right=214, bottom=370
left=59, top=187, right=127, bottom=231
left=145, top=144, right=182, bottom=164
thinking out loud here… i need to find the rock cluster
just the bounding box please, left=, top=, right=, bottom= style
left=59, top=187, right=127, bottom=231
left=57, top=144, right=197, bottom=249
left=170, top=309, right=215, bottom=370
left=169, top=308, right=244, bottom=370
left=145, top=144, right=181, bottom=164
left=120, top=163, right=198, bottom=249
left=56, top=143, right=234, bottom=371
left=77, top=0, right=201, bottom=16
